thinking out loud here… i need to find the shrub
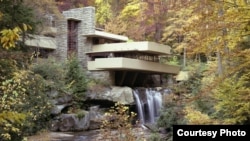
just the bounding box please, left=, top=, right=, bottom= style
left=99, top=102, right=144, bottom=141
left=0, top=70, right=52, bottom=135
left=184, top=106, right=220, bottom=124
left=30, top=57, right=66, bottom=91
left=0, top=59, right=17, bottom=82
left=0, top=111, right=26, bottom=141
left=65, top=55, right=87, bottom=108
left=157, top=94, right=186, bottom=131
left=148, top=133, right=164, bottom=141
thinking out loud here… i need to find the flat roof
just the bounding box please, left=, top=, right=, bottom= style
left=82, top=30, right=128, bottom=42
left=86, top=41, right=171, bottom=55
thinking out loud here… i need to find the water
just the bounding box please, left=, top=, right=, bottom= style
left=133, top=89, right=145, bottom=124
left=133, top=88, right=163, bottom=124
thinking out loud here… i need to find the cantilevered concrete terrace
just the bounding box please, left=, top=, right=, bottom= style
left=24, top=35, right=57, bottom=49
left=86, top=41, right=180, bottom=74
left=88, top=57, right=179, bottom=74
left=82, top=30, right=129, bottom=42
left=86, top=41, right=171, bottom=55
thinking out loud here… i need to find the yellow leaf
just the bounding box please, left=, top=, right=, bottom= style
left=13, top=27, right=20, bottom=33
left=23, top=23, right=27, bottom=31
left=27, top=25, right=32, bottom=30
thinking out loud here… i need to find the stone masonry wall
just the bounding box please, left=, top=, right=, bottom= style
left=53, top=7, right=113, bottom=85
left=55, top=7, right=95, bottom=67
left=53, top=20, right=67, bottom=61
left=86, top=71, right=115, bottom=86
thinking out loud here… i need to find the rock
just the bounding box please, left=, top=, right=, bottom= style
left=111, top=86, right=134, bottom=104
left=50, top=119, right=60, bottom=131
left=51, top=104, right=70, bottom=116
left=86, top=86, right=134, bottom=105
left=49, top=106, right=106, bottom=132
left=56, top=95, right=73, bottom=104
left=59, top=114, right=76, bottom=132
left=52, top=111, right=90, bottom=132
left=74, top=111, right=90, bottom=131
left=88, top=106, right=105, bottom=130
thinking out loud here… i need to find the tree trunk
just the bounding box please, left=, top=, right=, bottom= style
left=216, top=50, right=223, bottom=76
left=183, top=46, right=187, bottom=68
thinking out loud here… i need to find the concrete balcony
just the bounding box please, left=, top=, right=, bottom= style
left=24, top=35, right=56, bottom=49
left=87, top=57, right=180, bottom=74
left=82, top=30, right=128, bottom=42
left=86, top=41, right=171, bottom=55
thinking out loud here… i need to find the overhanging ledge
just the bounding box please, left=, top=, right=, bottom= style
left=24, top=35, right=56, bottom=49
left=88, top=57, right=180, bottom=74
left=86, top=41, right=171, bottom=55
left=82, top=30, right=128, bottom=42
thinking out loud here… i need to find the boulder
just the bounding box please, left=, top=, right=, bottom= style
left=74, top=111, right=90, bottom=131
left=50, top=111, right=90, bottom=132
left=51, top=104, right=70, bottom=116
left=86, top=86, right=134, bottom=105
left=88, top=106, right=104, bottom=130
left=59, top=114, right=76, bottom=132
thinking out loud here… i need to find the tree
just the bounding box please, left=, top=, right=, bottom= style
left=95, top=0, right=113, bottom=28
left=106, top=0, right=170, bottom=41
left=65, top=55, right=87, bottom=108
left=0, top=1, right=51, bottom=140
left=0, top=70, right=52, bottom=135
left=0, top=24, right=31, bottom=49
left=171, top=0, right=250, bottom=74
left=56, top=0, right=95, bottom=12
left=114, top=0, right=146, bottom=40
left=23, top=0, right=62, bottom=28
left=169, top=0, right=250, bottom=125
left=213, top=71, right=250, bottom=124
left=0, top=0, right=37, bottom=32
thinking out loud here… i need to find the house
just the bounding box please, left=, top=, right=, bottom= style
left=25, top=6, right=180, bottom=87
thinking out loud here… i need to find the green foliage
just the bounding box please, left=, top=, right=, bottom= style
left=0, top=59, right=17, bottom=82
left=0, top=0, right=38, bottom=32
left=100, top=102, right=143, bottom=141
left=157, top=106, right=184, bottom=131
left=213, top=72, right=250, bottom=124
left=31, top=57, right=66, bottom=91
left=149, top=133, right=164, bottom=141
left=183, top=63, right=206, bottom=95
left=0, top=70, right=52, bottom=135
left=0, top=111, right=26, bottom=141
left=95, top=0, right=112, bottom=27
left=157, top=94, right=186, bottom=131
left=76, top=110, right=86, bottom=119
left=65, top=55, right=87, bottom=108
left=120, top=0, right=141, bottom=19
left=184, top=106, right=220, bottom=124
left=160, top=55, right=180, bottom=66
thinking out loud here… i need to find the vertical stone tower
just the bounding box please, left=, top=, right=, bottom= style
left=53, top=7, right=116, bottom=85
left=54, top=7, right=95, bottom=68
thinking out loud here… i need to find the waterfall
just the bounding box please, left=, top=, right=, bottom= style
left=133, top=88, right=163, bottom=124
left=133, top=90, right=145, bottom=124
